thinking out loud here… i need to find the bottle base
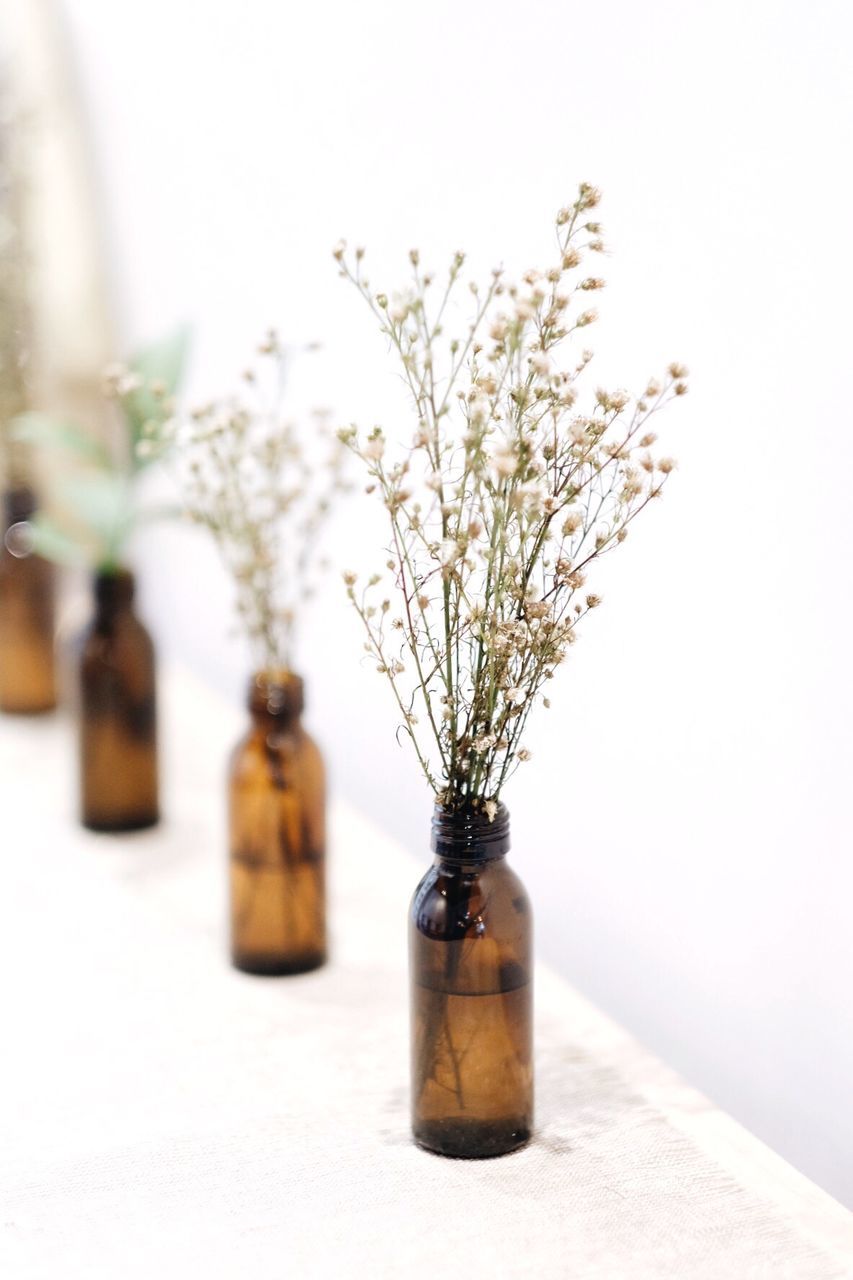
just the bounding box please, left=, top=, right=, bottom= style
left=0, top=700, right=57, bottom=716
left=231, top=951, right=327, bottom=977
left=413, top=1118, right=532, bottom=1159
left=82, top=812, right=160, bottom=833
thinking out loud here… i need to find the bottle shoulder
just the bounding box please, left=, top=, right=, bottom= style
left=228, top=721, right=325, bottom=789
left=410, top=857, right=531, bottom=939
left=0, top=548, right=53, bottom=587
left=79, top=611, right=155, bottom=662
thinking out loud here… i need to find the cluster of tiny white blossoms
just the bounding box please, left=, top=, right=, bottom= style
left=102, top=363, right=174, bottom=475
left=125, top=332, right=348, bottom=674
left=336, top=185, right=688, bottom=815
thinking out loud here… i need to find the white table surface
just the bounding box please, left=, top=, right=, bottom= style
left=2, top=667, right=852, bottom=1279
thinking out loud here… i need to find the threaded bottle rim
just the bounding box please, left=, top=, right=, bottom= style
left=94, top=568, right=135, bottom=610
left=431, top=801, right=510, bottom=860
left=248, top=670, right=305, bottom=721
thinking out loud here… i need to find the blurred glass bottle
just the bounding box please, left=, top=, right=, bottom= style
left=79, top=567, right=158, bottom=830
left=229, top=671, right=326, bottom=975
left=409, top=803, right=533, bottom=1157
left=0, top=486, right=57, bottom=714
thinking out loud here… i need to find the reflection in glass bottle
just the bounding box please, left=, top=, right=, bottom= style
left=229, top=671, right=326, bottom=975
left=410, top=803, right=533, bottom=1157
left=0, top=487, right=57, bottom=715
left=79, top=568, right=158, bottom=831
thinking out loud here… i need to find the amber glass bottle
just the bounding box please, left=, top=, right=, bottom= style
left=229, top=671, right=326, bottom=975
left=0, top=487, right=57, bottom=714
left=79, top=568, right=159, bottom=831
left=409, top=803, right=533, bottom=1158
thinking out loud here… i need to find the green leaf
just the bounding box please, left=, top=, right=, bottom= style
left=56, top=470, right=132, bottom=563
left=10, top=412, right=112, bottom=469
left=131, top=325, right=190, bottom=394
left=28, top=515, right=87, bottom=567
left=136, top=501, right=186, bottom=525
left=123, top=326, right=190, bottom=468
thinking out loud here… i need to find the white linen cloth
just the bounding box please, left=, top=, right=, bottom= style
left=1, top=668, right=852, bottom=1279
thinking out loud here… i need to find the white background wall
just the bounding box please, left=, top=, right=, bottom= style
left=57, top=0, right=852, bottom=1203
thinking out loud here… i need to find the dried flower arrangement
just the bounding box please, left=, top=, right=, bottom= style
left=11, top=330, right=187, bottom=568
left=153, top=332, right=347, bottom=673
left=336, top=184, right=688, bottom=816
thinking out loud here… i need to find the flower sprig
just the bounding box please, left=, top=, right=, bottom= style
left=11, top=330, right=187, bottom=570
left=161, top=332, right=348, bottom=673
left=336, top=184, right=688, bottom=814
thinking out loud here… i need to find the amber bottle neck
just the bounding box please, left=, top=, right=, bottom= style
left=3, top=485, right=37, bottom=529
left=431, top=802, right=510, bottom=865
left=93, top=568, right=135, bottom=621
left=247, top=670, right=305, bottom=730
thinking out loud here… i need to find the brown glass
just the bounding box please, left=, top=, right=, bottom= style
left=0, top=488, right=57, bottom=714
left=229, top=671, right=326, bottom=975
left=79, top=569, right=159, bottom=831
left=409, top=803, right=533, bottom=1158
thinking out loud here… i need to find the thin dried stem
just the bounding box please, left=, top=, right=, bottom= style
left=336, top=187, right=688, bottom=813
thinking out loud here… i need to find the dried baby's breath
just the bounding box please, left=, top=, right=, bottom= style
left=162, top=335, right=347, bottom=672
left=337, top=185, right=688, bottom=812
